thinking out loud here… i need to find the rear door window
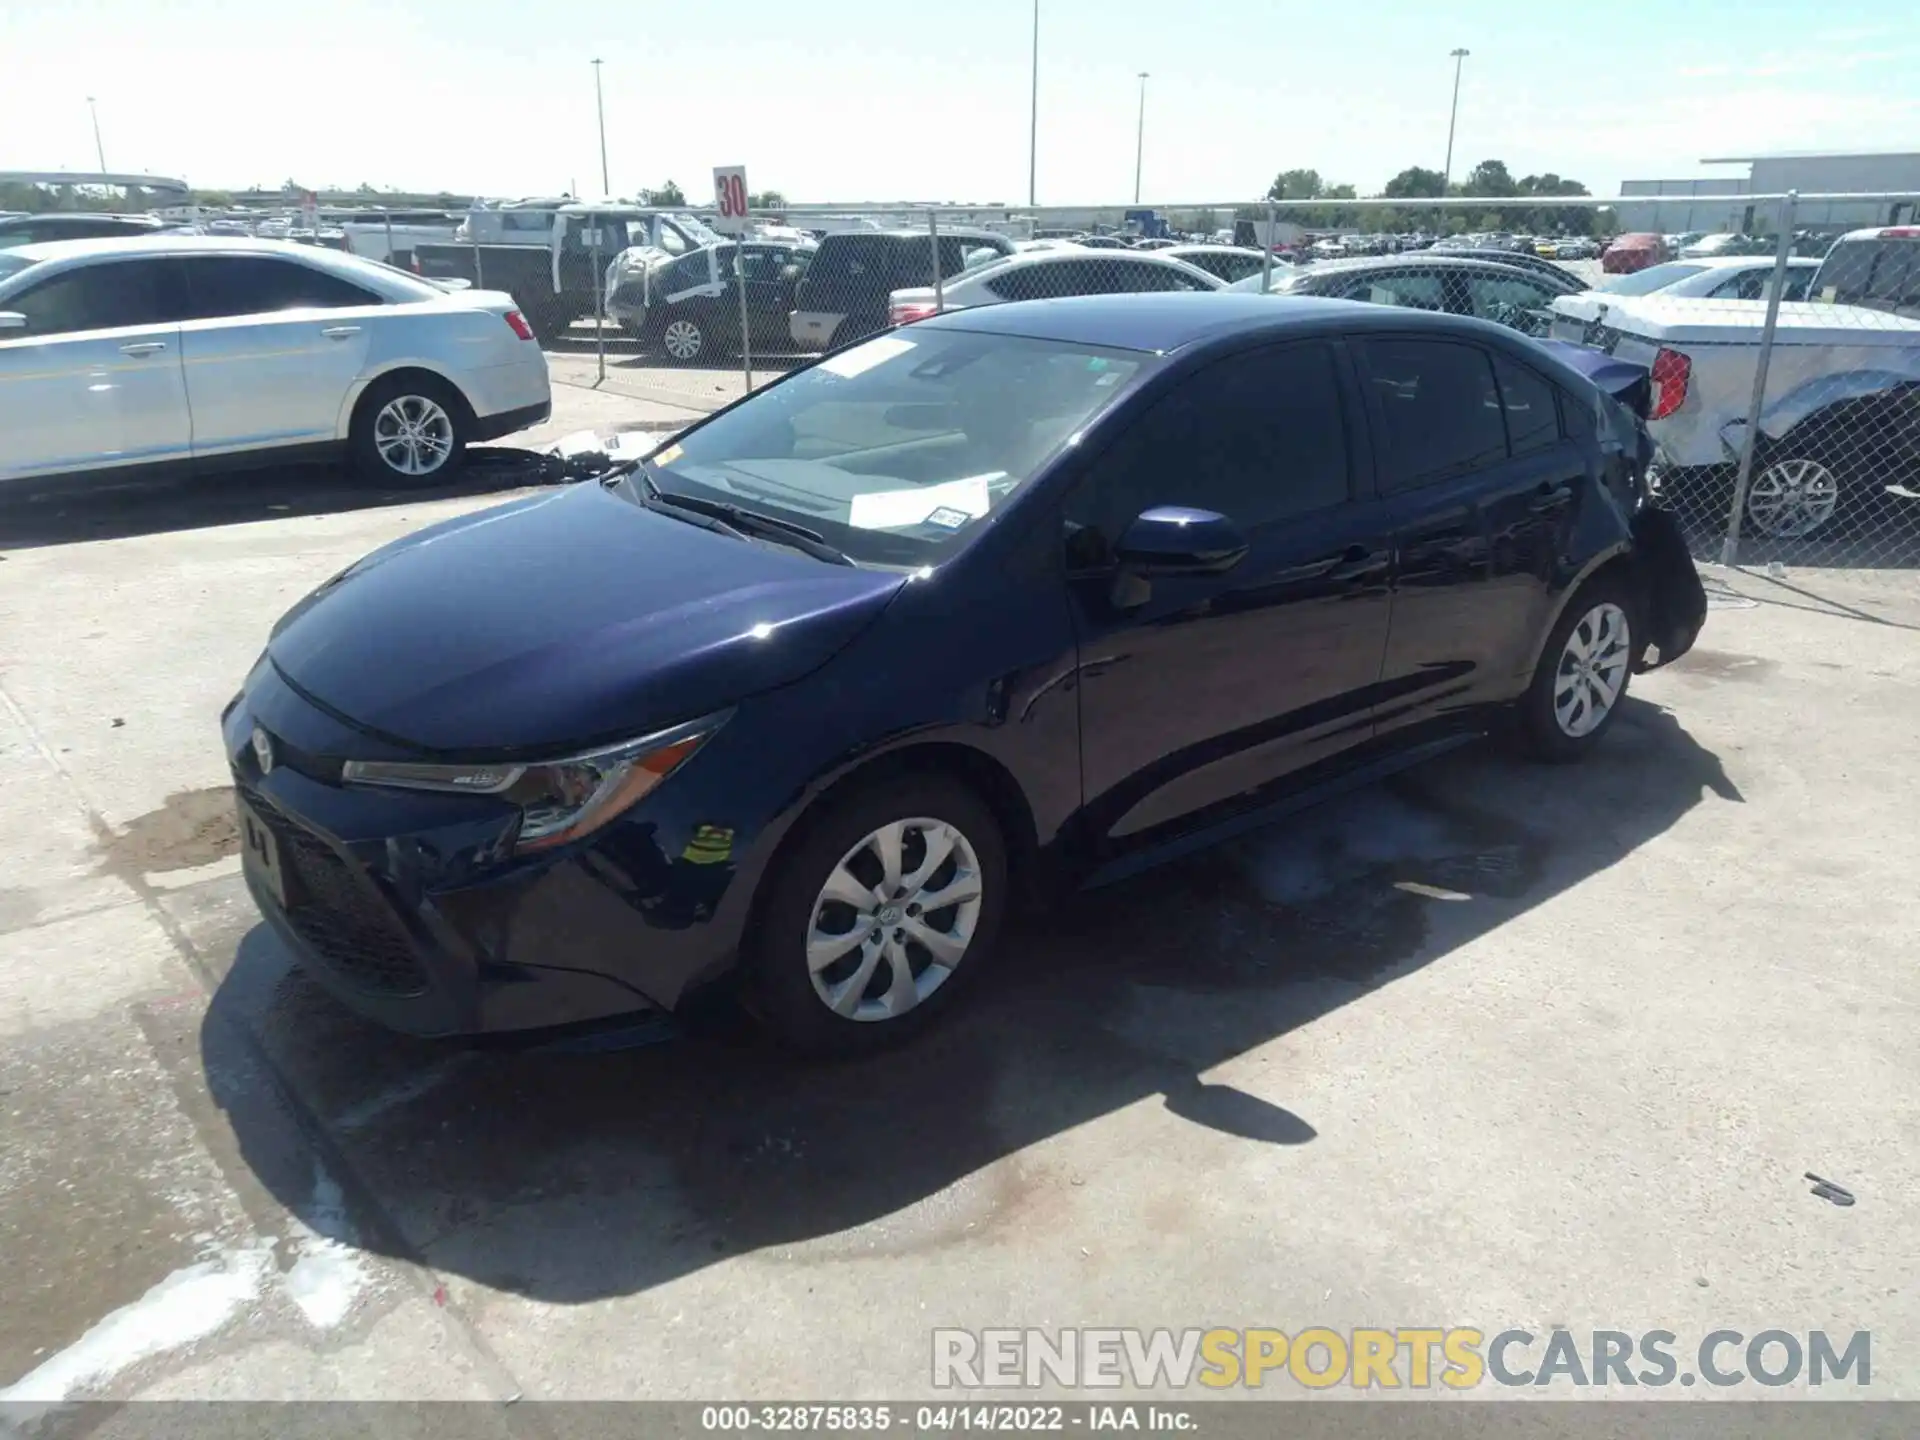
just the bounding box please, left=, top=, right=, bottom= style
left=1491, top=355, right=1561, bottom=455
left=1357, top=338, right=1509, bottom=492
left=180, top=256, right=378, bottom=319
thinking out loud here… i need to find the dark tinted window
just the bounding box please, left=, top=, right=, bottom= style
left=1177, top=250, right=1266, bottom=283
left=665, top=251, right=717, bottom=292
left=180, top=256, right=377, bottom=319
left=1359, top=338, right=1508, bottom=492
left=1330, top=270, right=1446, bottom=310
left=1815, top=238, right=1920, bottom=312
left=1073, top=342, right=1350, bottom=538
left=1465, top=272, right=1556, bottom=333
left=1492, top=355, right=1560, bottom=454
left=7, top=258, right=185, bottom=335
left=1100, top=259, right=1212, bottom=293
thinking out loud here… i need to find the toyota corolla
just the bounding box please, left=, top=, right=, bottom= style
left=223, top=294, right=1704, bottom=1055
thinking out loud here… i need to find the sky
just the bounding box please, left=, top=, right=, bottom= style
left=2, top=0, right=1916, bottom=206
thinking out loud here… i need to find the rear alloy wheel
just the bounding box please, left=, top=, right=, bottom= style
left=661, top=317, right=706, bottom=363
left=351, top=376, right=468, bottom=484
left=1518, top=578, right=1637, bottom=762
left=1745, top=455, right=1840, bottom=539
left=746, top=775, right=1006, bottom=1056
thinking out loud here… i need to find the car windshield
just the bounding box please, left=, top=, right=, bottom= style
left=645, top=328, right=1150, bottom=567
left=1597, top=262, right=1708, bottom=296
left=671, top=212, right=724, bottom=246
left=0, top=252, right=36, bottom=283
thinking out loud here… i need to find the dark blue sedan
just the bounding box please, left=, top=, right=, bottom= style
left=223, top=294, right=1705, bottom=1055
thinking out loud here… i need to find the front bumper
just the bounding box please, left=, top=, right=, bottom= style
left=222, top=668, right=742, bottom=1037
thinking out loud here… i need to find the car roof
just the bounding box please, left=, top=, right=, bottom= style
left=4, top=234, right=353, bottom=266
left=1295, top=253, right=1539, bottom=275
left=1674, top=254, right=1817, bottom=270
left=914, top=291, right=1482, bottom=354
left=821, top=227, right=1008, bottom=242
left=0, top=211, right=161, bottom=227
left=1164, top=243, right=1263, bottom=255
left=1835, top=226, right=1920, bottom=242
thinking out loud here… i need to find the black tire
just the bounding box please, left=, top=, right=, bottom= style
left=1516, top=573, right=1640, bottom=763
left=744, top=773, right=1008, bottom=1058
left=349, top=373, right=469, bottom=486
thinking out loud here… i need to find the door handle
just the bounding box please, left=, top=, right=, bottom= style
left=1326, top=544, right=1386, bottom=583
left=320, top=325, right=362, bottom=339
left=1528, top=484, right=1572, bottom=513
left=119, top=341, right=167, bottom=356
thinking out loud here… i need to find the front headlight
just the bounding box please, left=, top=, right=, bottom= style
left=341, top=713, right=726, bottom=853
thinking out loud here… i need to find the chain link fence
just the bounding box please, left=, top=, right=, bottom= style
left=525, top=191, right=1920, bottom=571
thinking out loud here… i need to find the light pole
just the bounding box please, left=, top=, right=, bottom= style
left=1027, top=0, right=1039, bottom=207
left=1441, top=48, right=1469, bottom=195
left=85, top=96, right=106, bottom=172
left=1133, top=72, right=1149, bottom=205
left=591, top=59, right=609, bottom=195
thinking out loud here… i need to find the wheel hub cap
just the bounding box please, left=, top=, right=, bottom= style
left=1553, top=601, right=1630, bottom=739
left=374, top=396, right=454, bottom=476
left=1748, top=458, right=1838, bottom=538
left=806, top=818, right=984, bottom=1023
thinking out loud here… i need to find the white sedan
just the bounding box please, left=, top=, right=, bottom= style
left=1548, top=255, right=1822, bottom=340
left=0, top=235, right=551, bottom=487
left=888, top=248, right=1222, bottom=325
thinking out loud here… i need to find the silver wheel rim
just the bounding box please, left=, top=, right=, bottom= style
left=1553, top=602, right=1631, bottom=739
left=1747, top=457, right=1839, bottom=538
left=373, top=395, right=454, bottom=477
left=663, top=320, right=703, bottom=360
left=806, top=817, right=984, bottom=1023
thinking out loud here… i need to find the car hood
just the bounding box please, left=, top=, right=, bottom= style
left=267, top=483, right=907, bottom=756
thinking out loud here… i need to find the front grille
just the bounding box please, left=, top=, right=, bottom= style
left=238, top=783, right=429, bottom=997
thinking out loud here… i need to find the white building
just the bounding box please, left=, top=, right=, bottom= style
left=1617, top=149, right=1920, bottom=232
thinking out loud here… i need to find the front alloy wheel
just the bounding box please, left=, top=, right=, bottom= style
left=1553, top=601, right=1631, bottom=739
left=806, top=819, right=983, bottom=1021
left=1746, top=456, right=1840, bottom=539
left=662, top=318, right=705, bottom=362
left=373, top=395, right=456, bottom=477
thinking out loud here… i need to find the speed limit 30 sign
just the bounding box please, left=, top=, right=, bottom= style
left=712, top=166, right=749, bottom=234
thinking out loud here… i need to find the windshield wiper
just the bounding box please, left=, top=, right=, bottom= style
left=609, top=460, right=854, bottom=566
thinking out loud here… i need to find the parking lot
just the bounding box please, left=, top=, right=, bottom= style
left=4, top=371, right=1920, bottom=1406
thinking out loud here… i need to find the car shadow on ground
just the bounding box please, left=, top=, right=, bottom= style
left=0, top=450, right=561, bottom=550
left=201, top=699, right=1738, bottom=1306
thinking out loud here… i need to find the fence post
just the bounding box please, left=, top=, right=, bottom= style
left=1720, top=190, right=1798, bottom=567
left=737, top=232, right=754, bottom=392
left=592, top=222, right=605, bottom=385
left=930, top=209, right=945, bottom=314
left=1261, top=199, right=1276, bottom=291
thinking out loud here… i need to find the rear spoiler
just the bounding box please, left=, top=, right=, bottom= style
left=1533, top=338, right=1652, bottom=421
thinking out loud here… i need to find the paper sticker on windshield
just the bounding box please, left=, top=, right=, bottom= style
left=848, top=473, right=996, bottom=530
left=820, top=336, right=915, bottom=379
left=924, top=507, right=971, bottom=530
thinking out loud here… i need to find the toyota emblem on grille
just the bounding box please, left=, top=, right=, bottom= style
left=251, top=726, right=275, bottom=775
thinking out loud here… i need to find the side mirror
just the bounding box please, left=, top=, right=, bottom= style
left=1114, top=507, right=1249, bottom=577
left=0, top=312, right=25, bottom=331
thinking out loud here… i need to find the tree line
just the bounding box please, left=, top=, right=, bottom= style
left=1234, top=161, right=1615, bottom=236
